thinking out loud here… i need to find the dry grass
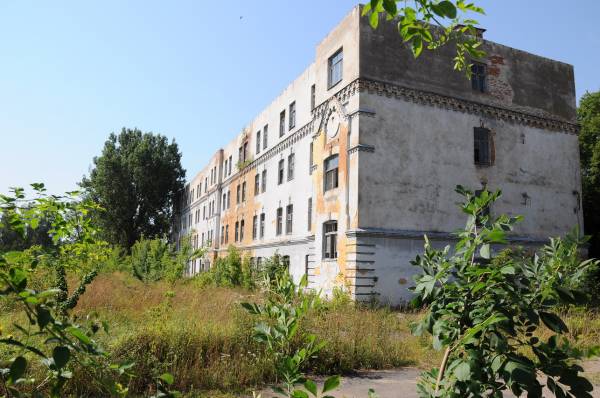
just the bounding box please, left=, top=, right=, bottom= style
left=2, top=272, right=599, bottom=396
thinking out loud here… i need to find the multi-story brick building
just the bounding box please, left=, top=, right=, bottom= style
left=173, top=5, right=582, bottom=305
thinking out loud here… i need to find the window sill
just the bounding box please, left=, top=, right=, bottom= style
left=327, top=80, right=342, bottom=91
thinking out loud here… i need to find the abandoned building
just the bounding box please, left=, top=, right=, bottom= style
left=172, top=5, right=582, bottom=305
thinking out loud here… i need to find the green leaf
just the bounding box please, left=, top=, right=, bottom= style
left=454, top=361, right=471, bottom=381
left=159, top=372, right=174, bottom=385
left=369, top=10, right=379, bottom=29
left=66, top=326, right=92, bottom=345
left=304, top=379, right=318, bottom=396
left=500, top=265, right=515, bottom=275
left=322, top=375, right=340, bottom=393
left=291, top=390, right=309, bottom=398
left=411, top=35, right=423, bottom=57
left=539, top=311, right=569, bottom=333
left=9, top=356, right=27, bottom=383
left=53, top=346, right=70, bottom=369
left=435, top=1, right=458, bottom=18
left=479, top=243, right=490, bottom=259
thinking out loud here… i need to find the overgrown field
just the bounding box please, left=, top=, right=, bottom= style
left=2, top=272, right=599, bottom=396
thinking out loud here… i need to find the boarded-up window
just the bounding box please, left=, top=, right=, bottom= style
left=471, top=62, right=486, bottom=92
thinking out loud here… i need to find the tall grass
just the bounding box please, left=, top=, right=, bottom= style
left=2, top=271, right=598, bottom=396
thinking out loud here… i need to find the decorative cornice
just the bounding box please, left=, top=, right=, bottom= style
left=346, top=227, right=548, bottom=244
left=348, top=144, right=375, bottom=155
left=356, top=78, right=579, bottom=135
left=215, top=235, right=315, bottom=252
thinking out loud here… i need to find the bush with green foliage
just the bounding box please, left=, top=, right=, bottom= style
left=0, top=184, right=180, bottom=397
left=411, top=186, right=599, bottom=397
left=242, top=270, right=340, bottom=397
left=130, top=235, right=203, bottom=284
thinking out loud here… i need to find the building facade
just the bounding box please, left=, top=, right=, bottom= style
left=173, top=5, right=582, bottom=305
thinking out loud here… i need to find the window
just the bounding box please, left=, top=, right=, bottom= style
left=201, top=232, right=204, bottom=246
left=224, top=159, right=228, bottom=177
left=204, top=178, right=207, bottom=192
left=260, top=213, right=265, bottom=238
left=222, top=193, right=226, bottom=210
left=221, top=226, right=225, bottom=244
left=236, top=185, right=241, bottom=204
left=276, top=207, right=283, bottom=235
left=328, top=48, right=343, bottom=88
left=309, top=142, right=314, bottom=171
left=226, top=191, right=230, bottom=209
left=279, top=110, right=286, bottom=137
left=261, top=170, right=267, bottom=193
left=323, top=221, right=338, bottom=259
left=263, top=124, right=268, bottom=150
left=289, top=102, right=296, bottom=130
left=235, top=221, right=239, bottom=242
left=242, top=181, right=247, bottom=202
left=256, top=131, right=261, bottom=154
left=311, top=84, right=316, bottom=110
left=225, top=225, right=229, bottom=244
left=252, top=215, right=258, bottom=239
left=287, top=153, right=295, bottom=181
left=203, top=205, right=206, bottom=219
left=278, top=159, right=285, bottom=185
left=254, top=174, right=260, bottom=196
left=240, top=219, right=245, bottom=241
left=286, top=204, right=293, bottom=234
left=191, top=189, right=194, bottom=201
left=471, top=62, right=486, bottom=92
left=324, top=155, right=339, bottom=191
left=474, top=127, right=492, bottom=166
left=307, top=197, right=312, bottom=231
left=228, top=155, right=232, bottom=175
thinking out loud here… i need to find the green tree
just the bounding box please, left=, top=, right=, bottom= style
left=411, top=187, right=597, bottom=397
left=81, top=128, right=185, bottom=249
left=578, top=91, right=600, bottom=260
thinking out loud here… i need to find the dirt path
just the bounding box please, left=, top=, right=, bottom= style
left=256, top=360, right=600, bottom=398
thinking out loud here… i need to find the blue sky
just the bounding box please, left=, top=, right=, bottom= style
left=1, top=1, right=599, bottom=195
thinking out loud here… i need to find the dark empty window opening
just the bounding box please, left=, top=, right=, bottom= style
left=289, top=101, right=296, bottom=130
left=278, top=159, right=285, bottom=185
left=279, top=110, right=286, bottom=137
left=276, top=207, right=283, bottom=235
left=471, top=62, right=486, bottom=92
left=310, top=84, right=316, bottom=110
left=286, top=204, right=293, bottom=234
left=474, top=127, right=492, bottom=166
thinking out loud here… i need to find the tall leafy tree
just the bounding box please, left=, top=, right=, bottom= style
left=579, top=91, right=600, bottom=256
left=81, top=128, right=185, bottom=249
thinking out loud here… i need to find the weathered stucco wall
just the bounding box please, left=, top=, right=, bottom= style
left=356, top=92, right=582, bottom=238
left=358, top=12, right=576, bottom=122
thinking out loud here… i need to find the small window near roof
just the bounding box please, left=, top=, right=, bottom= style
left=328, top=48, right=343, bottom=88
left=471, top=62, right=486, bottom=92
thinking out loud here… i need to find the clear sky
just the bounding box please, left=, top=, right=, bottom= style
left=1, top=1, right=599, bottom=195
